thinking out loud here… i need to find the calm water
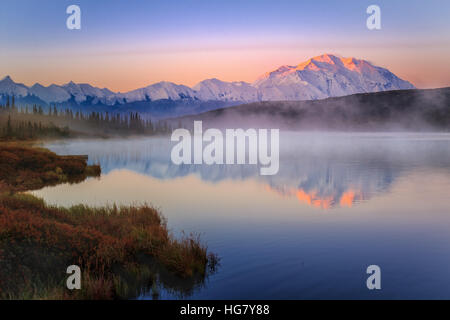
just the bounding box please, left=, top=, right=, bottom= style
left=33, top=132, right=450, bottom=299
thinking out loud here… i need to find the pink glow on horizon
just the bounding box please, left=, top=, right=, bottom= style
left=2, top=46, right=449, bottom=92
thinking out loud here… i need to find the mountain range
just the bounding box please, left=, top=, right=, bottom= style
left=0, top=54, right=415, bottom=117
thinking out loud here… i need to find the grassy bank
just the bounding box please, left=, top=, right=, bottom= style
left=0, top=142, right=218, bottom=299
left=0, top=141, right=101, bottom=193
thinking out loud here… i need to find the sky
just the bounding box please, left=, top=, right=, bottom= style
left=0, top=0, right=449, bottom=91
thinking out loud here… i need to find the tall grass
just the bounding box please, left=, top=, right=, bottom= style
left=0, top=193, right=218, bottom=299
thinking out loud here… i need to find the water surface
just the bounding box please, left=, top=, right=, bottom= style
left=33, top=132, right=450, bottom=299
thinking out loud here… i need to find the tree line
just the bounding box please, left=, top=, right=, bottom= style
left=0, top=95, right=176, bottom=140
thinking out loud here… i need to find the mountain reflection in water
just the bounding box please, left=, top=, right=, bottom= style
left=32, top=132, right=450, bottom=299
left=38, top=132, right=450, bottom=210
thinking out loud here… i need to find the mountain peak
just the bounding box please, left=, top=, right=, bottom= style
left=296, top=54, right=360, bottom=71
left=0, top=75, right=29, bottom=97
left=310, top=53, right=341, bottom=63
left=253, top=54, right=415, bottom=100
left=1, top=75, right=13, bottom=82
left=31, top=83, right=44, bottom=88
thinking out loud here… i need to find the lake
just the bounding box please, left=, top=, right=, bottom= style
left=32, top=132, right=450, bottom=299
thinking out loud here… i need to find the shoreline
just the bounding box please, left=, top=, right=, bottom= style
left=0, top=141, right=218, bottom=300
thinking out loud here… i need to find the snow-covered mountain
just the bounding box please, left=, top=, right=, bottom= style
left=29, top=83, right=71, bottom=103
left=63, top=81, right=119, bottom=105
left=193, top=78, right=258, bottom=102
left=254, top=54, right=415, bottom=100
left=0, top=76, right=29, bottom=98
left=0, top=54, right=415, bottom=108
left=121, top=81, right=196, bottom=103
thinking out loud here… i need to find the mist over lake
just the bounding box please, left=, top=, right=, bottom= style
left=33, top=132, right=450, bottom=299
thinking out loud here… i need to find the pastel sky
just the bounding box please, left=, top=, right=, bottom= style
left=0, top=0, right=449, bottom=91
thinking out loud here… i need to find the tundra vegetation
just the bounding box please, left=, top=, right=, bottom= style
left=0, top=99, right=218, bottom=299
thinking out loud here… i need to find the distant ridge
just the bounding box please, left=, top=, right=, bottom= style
left=174, top=87, right=450, bottom=131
